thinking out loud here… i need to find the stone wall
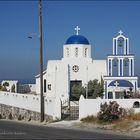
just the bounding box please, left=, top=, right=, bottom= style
left=0, top=91, right=61, bottom=120
left=0, top=104, right=53, bottom=122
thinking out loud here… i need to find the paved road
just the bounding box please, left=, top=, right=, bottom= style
left=0, top=120, right=139, bottom=139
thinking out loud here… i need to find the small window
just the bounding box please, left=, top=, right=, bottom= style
left=133, top=101, right=140, bottom=108
left=85, top=48, right=87, bottom=57
left=66, top=48, right=69, bottom=57
left=108, top=92, right=113, bottom=99
left=44, top=80, right=46, bottom=93
left=48, top=84, right=51, bottom=90
left=72, top=65, right=79, bottom=72
left=75, top=48, right=78, bottom=57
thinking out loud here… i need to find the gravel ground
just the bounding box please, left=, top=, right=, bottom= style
left=46, top=120, right=140, bottom=138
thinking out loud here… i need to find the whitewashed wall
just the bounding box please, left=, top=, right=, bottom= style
left=28, top=84, right=36, bottom=92
left=35, top=72, right=47, bottom=94
left=79, top=95, right=140, bottom=120
left=0, top=91, right=61, bottom=120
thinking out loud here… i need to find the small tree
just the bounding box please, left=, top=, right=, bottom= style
left=11, top=84, right=15, bottom=93
left=2, top=82, right=9, bottom=92
left=3, top=82, right=9, bottom=87
left=0, top=84, right=2, bottom=91
left=87, top=78, right=104, bottom=98
left=88, top=79, right=98, bottom=96
left=71, top=84, right=86, bottom=100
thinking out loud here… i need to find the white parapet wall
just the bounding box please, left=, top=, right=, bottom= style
left=79, top=95, right=140, bottom=120
left=0, top=91, right=61, bottom=120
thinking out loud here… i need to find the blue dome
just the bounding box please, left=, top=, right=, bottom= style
left=65, top=35, right=89, bottom=45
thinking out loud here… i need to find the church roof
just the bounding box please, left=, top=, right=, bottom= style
left=35, top=70, right=47, bottom=78
left=65, top=35, right=90, bottom=45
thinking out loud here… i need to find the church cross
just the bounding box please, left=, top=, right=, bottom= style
left=75, top=26, right=80, bottom=35
left=114, top=81, right=119, bottom=88
left=119, top=30, right=123, bottom=35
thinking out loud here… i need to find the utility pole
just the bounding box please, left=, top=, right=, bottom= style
left=38, top=0, right=44, bottom=122
left=86, top=84, right=88, bottom=99
left=86, top=66, right=88, bottom=99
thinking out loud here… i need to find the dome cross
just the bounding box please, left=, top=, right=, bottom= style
left=119, top=30, right=123, bottom=35
left=75, top=26, right=80, bottom=35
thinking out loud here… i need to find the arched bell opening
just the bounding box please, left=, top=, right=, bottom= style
left=112, top=58, right=118, bottom=76
left=117, top=37, right=124, bottom=55
left=123, top=58, right=129, bottom=76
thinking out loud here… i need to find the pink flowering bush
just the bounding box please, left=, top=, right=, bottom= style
left=97, top=101, right=125, bottom=122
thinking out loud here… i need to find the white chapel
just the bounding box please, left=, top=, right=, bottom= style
left=35, top=26, right=107, bottom=100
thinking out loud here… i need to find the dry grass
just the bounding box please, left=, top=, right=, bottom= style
left=81, top=115, right=98, bottom=123
left=81, top=115, right=112, bottom=125
left=112, top=119, right=133, bottom=131
left=125, top=112, right=140, bottom=121
left=81, top=111, right=140, bottom=132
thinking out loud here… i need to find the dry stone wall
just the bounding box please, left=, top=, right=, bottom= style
left=0, top=104, right=53, bottom=122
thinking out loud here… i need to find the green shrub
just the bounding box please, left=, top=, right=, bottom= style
left=3, top=82, right=9, bottom=87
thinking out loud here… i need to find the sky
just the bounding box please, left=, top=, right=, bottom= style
left=0, top=1, right=140, bottom=84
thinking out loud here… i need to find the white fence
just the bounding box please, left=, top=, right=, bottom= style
left=0, top=91, right=61, bottom=120
left=79, top=95, right=140, bottom=120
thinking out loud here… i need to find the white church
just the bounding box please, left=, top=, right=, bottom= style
left=35, top=26, right=106, bottom=100
left=0, top=26, right=139, bottom=120
left=35, top=26, right=138, bottom=101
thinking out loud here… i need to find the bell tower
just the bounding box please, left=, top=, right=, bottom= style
left=104, top=31, right=138, bottom=99
left=113, top=30, right=129, bottom=55
left=108, top=30, right=134, bottom=77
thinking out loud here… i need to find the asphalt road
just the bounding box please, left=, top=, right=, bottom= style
left=0, top=120, right=139, bottom=139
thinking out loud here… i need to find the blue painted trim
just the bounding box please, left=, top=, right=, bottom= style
left=108, top=80, right=134, bottom=87
left=109, top=59, right=111, bottom=76
left=114, top=39, right=116, bottom=55
left=126, top=39, right=127, bottom=55
left=107, top=54, right=134, bottom=56
left=135, top=82, right=136, bottom=91
left=104, top=76, right=137, bottom=77
left=131, top=59, right=133, bottom=76
left=120, top=59, right=122, bottom=76
left=105, top=82, right=107, bottom=99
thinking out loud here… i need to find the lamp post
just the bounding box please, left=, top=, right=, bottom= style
left=38, top=0, right=44, bottom=122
